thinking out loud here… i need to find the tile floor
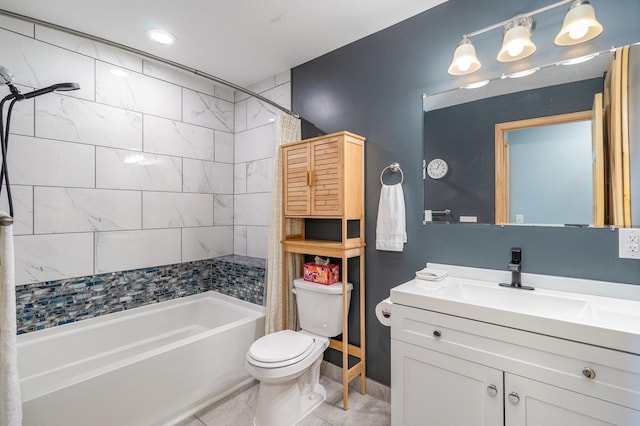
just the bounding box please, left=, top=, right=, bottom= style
left=175, top=376, right=391, bottom=426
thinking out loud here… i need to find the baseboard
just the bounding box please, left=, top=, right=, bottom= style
left=320, top=361, right=391, bottom=403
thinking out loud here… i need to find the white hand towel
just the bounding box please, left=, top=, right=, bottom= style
left=415, top=267, right=448, bottom=281
left=0, top=213, right=22, bottom=426
left=376, top=184, right=407, bottom=251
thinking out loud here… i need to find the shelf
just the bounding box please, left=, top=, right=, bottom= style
left=282, top=238, right=364, bottom=258
left=281, top=131, right=366, bottom=411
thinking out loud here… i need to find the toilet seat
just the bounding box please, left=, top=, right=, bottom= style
left=248, top=330, right=315, bottom=368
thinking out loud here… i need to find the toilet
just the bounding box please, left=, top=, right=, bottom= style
left=245, top=278, right=353, bottom=426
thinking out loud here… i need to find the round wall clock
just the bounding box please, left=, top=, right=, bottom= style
left=427, top=158, right=448, bottom=179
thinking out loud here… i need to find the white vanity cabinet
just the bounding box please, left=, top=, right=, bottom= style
left=391, top=303, right=640, bottom=426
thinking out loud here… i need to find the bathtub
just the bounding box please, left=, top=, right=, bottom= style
left=17, top=291, right=265, bottom=426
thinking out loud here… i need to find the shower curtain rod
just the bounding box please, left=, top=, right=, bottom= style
left=0, top=9, right=299, bottom=118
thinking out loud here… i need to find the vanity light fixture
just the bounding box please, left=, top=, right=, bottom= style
left=146, top=29, right=176, bottom=45
left=448, top=37, right=482, bottom=75
left=497, top=16, right=536, bottom=62
left=555, top=0, right=603, bottom=46
left=447, top=0, right=604, bottom=76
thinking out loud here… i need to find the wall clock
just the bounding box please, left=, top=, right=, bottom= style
left=426, top=158, right=448, bottom=179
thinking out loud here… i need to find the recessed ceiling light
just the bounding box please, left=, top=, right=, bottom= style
left=559, top=52, right=599, bottom=66
left=461, top=80, right=490, bottom=89
left=146, top=29, right=176, bottom=45
left=501, top=67, right=540, bottom=79
left=110, top=68, right=129, bottom=77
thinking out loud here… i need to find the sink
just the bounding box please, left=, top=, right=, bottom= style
left=390, top=266, right=640, bottom=355
left=438, top=280, right=592, bottom=319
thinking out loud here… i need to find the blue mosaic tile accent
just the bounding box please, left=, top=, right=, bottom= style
left=15, top=255, right=267, bottom=335
left=211, top=255, right=266, bottom=306
left=15, top=260, right=211, bottom=334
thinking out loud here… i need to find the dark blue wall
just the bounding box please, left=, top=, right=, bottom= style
left=292, top=0, right=640, bottom=386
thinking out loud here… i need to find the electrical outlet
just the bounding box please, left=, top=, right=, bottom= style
left=627, top=243, right=640, bottom=253
left=619, top=229, right=640, bottom=259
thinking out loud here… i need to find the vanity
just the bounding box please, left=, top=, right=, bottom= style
left=389, top=264, right=640, bottom=425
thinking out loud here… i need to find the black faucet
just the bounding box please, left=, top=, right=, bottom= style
left=499, top=247, right=534, bottom=290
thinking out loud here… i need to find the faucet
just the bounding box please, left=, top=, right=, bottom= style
left=499, top=247, right=534, bottom=290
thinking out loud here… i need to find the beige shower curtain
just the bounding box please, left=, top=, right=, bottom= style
left=0, top=212, right=22, bottom=426
left=265, top=114, right=302, bottom=334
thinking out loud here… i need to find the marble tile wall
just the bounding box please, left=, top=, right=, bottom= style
left=0, top=16, right=235, bottom=285
left=233, top=71, right=291, bottom=259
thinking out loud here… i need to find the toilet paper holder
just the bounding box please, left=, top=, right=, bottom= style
left=376, top=297, right=393, bottom=326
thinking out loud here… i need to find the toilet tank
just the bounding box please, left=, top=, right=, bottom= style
left=293, top=278, right=353, bottom=337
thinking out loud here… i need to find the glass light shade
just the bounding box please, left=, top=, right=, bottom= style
left=555, top=1, right=603, bottom=46
left=448, top=38, right=481, bottom=75
left=497, top=24, right=536, bottom=62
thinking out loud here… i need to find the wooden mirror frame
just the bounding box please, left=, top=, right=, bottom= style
left=494, top=109, right=603, bottom=225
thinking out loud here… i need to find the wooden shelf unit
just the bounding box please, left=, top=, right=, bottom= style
left=281, top=131, right=366, bottom=410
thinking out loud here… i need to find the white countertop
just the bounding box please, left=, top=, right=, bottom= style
left=390, top=272, right=640, bottom=355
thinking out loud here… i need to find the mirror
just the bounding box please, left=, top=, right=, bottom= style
left=494, top=110, right=600, bottom=226
left=422, top=44, right=635, bottom=227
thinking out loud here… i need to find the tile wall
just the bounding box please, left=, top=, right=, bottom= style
left=0, top=15, right=290, bottom=289
left=233, top=73, right=290, bottom=259
left=0, top=16, right=233, bottom=285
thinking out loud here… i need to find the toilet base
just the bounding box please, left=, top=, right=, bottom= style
left=252, top=355, right=326, bottom=426
left=253, top=383, right=325, bottom=426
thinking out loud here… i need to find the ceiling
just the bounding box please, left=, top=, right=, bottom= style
left=0, top=0, right=448, bottom=87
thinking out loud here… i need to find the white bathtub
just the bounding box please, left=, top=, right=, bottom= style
left=17, top=291, right=265, bottom=426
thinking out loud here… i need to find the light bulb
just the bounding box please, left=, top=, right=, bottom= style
left=507, top=42, right=525, bottom=57
left=457, top=57, right=471, bottom=72
left=569, top=22, right=589, bottom=40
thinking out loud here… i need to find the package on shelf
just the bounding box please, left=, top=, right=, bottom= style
left=303, top=256, right=339, bottom=284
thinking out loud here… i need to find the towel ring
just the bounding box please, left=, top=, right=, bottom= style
left=380, top=162, right=404, bottom=185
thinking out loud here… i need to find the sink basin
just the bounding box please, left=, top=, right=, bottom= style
left=438, top=280, right=592, bottom=319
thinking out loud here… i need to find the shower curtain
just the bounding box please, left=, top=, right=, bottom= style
left=265, top=113, right=302, bottom=334
left=0, top=212, right=21, bottom=426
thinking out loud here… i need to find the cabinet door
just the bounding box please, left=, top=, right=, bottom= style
left=283, top=142, right=311, bottom=216
left=391, top=339, right=503, bottom=426
left=505, top=374, right=640, bottom=426
left=310, top=138, right=342, bottom=216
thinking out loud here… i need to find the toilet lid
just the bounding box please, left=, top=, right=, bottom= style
left=248, top=330, right=314, bottom=364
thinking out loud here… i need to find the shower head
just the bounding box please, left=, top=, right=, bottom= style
left=0, top=65, right=14, bottom=85
left=0, top=65, right=21, bottom=97
left=22, top=82, right=80, bottom=99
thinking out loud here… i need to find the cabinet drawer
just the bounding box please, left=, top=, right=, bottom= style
left=391, top=303, right=640, bottom=411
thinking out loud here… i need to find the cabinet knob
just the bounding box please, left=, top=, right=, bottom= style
left=582, top=367, right=596, bottom=380
left=508, top=392, right=520, bottom=405
left=433, top=330, right=442, bottom=337
left=487, top=384, right=498, bottom=397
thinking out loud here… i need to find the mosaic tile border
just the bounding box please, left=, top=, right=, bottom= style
left=15, top=255, right=266, bottom=334
left=211, top=255, right=266, bottom=306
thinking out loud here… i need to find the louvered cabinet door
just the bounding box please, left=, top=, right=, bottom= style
left=310, top=138, right=342, bottom=216
left=283, top=143, right=311, bottom=216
